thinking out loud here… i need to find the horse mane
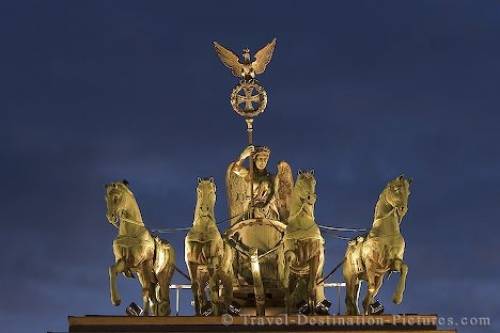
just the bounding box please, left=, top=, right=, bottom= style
left=373, top=189, right=389, bottom=220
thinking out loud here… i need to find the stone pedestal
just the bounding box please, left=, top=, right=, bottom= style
left=65, top=314, right=456, bottom=333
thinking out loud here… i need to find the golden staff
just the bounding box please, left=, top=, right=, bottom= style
left=231, top=80, right=268, bottom=218
left=213, top=38, right=275, bottom=219
left=246, top=118, right=255, bottom=218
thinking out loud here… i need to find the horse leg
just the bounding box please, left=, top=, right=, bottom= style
left=392, top=258, right=408, bottom=304
left=109, top=259, right=126, bottom=306
left=164, top=262, right=175, bottom=315
left=187, top=262, right=202, bottom=315
left=366, top=273, right=385, bottom=314
left=219, top=270, right=233, bottom=313
left=314, top=246, right=326, bottom=305
left=156, top=265, right=174, bottom=316
left=136, top=263, right=154, bottom=316
left=307, top=254, right=320, bottom=312
left=287, top=274, right=299, bottom=313
left=362, top=271, right=377, bottom=315
left=149, top=282, right=158, bottom=316
left=220, top=245, right=234, bottom=313
left=372, top=274, right=384, bottom=298
left=345, top=278, right=360, bottom=315
left=155, top=244, right=175, bottom=316
left=283, top=250, right=296, bottom=313
left=200, top=271, right=210, bottom=314
left=343, top=252, right=360, bottom=315
left=207, top=256, right=221, bottom=315
left=313, top=255, right=329, bottom=315
left=277, top=247, right=285, bottom=290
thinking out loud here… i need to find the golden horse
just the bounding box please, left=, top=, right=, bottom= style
left=105, top=180, right=175, bottom=316
left=282, top=170, right=328, bottom=314
left=343, top=175, right=412, bottom=315
left=185, top=178, right=234, bottom=316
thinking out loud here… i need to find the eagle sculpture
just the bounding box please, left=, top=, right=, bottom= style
left=213, top=38, right=277, bottom=80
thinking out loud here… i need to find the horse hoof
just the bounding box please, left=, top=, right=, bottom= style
left=140, top=308, right=151, bottom=316
left=157, top=302, right=170, bottom=316
left=392, top=295, right=403, bottom=304
left=315, top=299, right=331, bottom=315
left=370, top=300, right=384, bottom=314
left=112, top=298, right=121, bottom=306
left=228, top=302, right=241, bottom=316
left=297, top=301, right=312, bottom=315
left=126, top=302, right=142, bottom=316
left=201, top=303, right=213, bottom=316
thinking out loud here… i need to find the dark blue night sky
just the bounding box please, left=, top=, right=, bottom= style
left=2, top=1, right=499, bottom=332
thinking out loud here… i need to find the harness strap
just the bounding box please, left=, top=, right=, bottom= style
left=120, top=217, right=145, bottom=226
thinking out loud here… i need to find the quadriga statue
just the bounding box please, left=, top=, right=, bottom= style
left=343, top=175, right=412, bottom=315
left=185, top=178, right=234, bottom=316
left=104, top=180, right=175, bottom=316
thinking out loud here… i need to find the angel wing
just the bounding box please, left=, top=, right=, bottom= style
left=252, top=38, right=277, bottom=75
left=275, top=160, right=293, bottom=222
left=213, top=41, right=244, bottom=78
left=226, top=162, right=250, bottom=224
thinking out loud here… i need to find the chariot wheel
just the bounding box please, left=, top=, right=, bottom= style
left=223, top=218, right=287, bottom=314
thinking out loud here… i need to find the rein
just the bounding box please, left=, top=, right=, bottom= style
left=110, top=216, right=145, bottom=229
left=120, top=217, right=145, bottom=226
left=225, top=235, right=283, bottom=260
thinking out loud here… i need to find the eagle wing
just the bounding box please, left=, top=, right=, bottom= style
left=213, top=41, right=244, bottom=78
left=275, top=160, right=293, bottom=222
left=252, top=38, right=277, bottom=75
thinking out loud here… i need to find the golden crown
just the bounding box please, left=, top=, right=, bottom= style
left=254, top=145, right=271, bottom=156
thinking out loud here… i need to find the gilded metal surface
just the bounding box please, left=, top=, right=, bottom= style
left=98, top=39, right=419, bottom=318
left=105, top=181, right=175, bottom=316
left=281, top=170, right=326, bottom=313
left=213, top=38, right=276, bottom=80
left=230, top=80, right=268, bottom=117
left=249, top=248, right=266, bottom=316
left=343, top=175, right=412, bottom=315
left=226, top=145, right=293, bottom=223
left=225, top=145, right=293, bottom=288
left=185, top=178, right=234, bottom=315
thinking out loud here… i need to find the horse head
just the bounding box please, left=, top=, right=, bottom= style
left=295, top=169, right=317, bottom=206
left=195, top=177, right=216, bottom=220
left=104, top=179, right=132, bottom=226
left=383, top=175, right=412, bottom=218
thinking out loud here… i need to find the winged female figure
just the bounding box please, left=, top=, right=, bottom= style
left=226, top=144, right=293, bottom=224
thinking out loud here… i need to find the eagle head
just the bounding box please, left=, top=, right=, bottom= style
left=242, top=48, right=251, bottom=63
